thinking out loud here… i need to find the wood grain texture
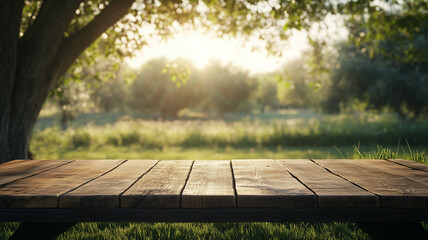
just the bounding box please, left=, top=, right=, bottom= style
left=313, top=159, right=428, bottom=208
left=277, top=159, right=379, bottom=208
left=182, top=160, right=235, bottom=208
left=121, top=160, right=193, bottom=208
left=387, top=159, right=428, bottom=173
left=0, top=160, right=73, bottom=186
left=356, top=159, right=428, bottom=185
left=232, top=159, right=316, bottom=208
left=59, top=160, right=158, bottom=208
left=0, top=160, right=124, bottom=208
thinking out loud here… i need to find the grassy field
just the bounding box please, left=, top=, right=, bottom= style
left=0, top=222, right=372, bottom=240
left=1, top=109, right=427, bottom=239
left=31, top=109, right=427, bottom=163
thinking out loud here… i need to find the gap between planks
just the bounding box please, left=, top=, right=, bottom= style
left=0, top=160, right=75, bottom=187
left=309, top=159, right=381, bottom=200
left=118, top=160, right=160, bottom=208
left=230, top=160, right=239, bottom=207
left=179, top=160, right=195, bottom=208
left=57, top=160, right=128, bottom=208
left=386, top=159, right=428, bottom=173
left=278, top=160, right=320, bottom=208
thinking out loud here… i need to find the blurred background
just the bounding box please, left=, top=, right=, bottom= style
left=33, top=11, right=428, bottom=162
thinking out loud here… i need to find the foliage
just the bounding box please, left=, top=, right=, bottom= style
left=18, top=0, right=342, bottom=92
left=19, top=0, right=423, bottom=99
left=344, top=0, right=428, bottom=64
left=71, top=131, right=92, bottom=149
left=91, top=76, right=127, bottom=112
left=255, top=74, right=279, bottom=113
left=115, top=59, right=257, bottom=118
left=49, top=77, right=93, bottom=130
left=323, top=39, right=428, bottom=118
left=278, top=58, right=326, bottom=108
left=128, top=58, right=201, bottom=119
left=200, top=62, right=256, bottom=116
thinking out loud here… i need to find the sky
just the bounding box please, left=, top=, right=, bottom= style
left=125, top=15, right=347, bottom=75
left=126, top=30, right=309, bottom=74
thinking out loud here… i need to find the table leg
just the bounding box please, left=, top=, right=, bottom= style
left=357, top=222, right=428, bottom=240
left=9, top=222, right=77, bottom=240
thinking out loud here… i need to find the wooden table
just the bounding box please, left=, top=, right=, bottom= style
left=1, top=159, right=427, bottom=239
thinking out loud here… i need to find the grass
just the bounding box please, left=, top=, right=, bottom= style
left=1, top=109, right=427, bottom=239
left=0, top=222, right=370, bottom=240
left=31, top=110, right=428, bottom=154
left=31, top=145, right=427, bottom=163
left=352, top=138, right=427, bottom=164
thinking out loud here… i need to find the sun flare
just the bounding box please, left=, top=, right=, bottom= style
left=126, top=30, right=309, bottom=74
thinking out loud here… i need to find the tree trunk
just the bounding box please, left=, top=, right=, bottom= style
left=2, top=0, right=82, bottom=162
left=0, top=0, right=24, bottom=163
left=0, top=0, right=135, bottom=163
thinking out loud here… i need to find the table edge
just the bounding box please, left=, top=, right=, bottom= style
left=1, top=208, right=427, bottom=222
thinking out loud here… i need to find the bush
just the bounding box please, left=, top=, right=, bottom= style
left=120, top=132, right=141, bottom=146
left=71, top=131, right=91, bottom=148
left=105, top=134, right=121, bottom=146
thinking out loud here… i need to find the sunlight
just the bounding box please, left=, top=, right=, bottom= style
left=126, top=30, right=309, bottom=74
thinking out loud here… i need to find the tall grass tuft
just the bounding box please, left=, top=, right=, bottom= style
left=353, top=140, right=426, bottom=164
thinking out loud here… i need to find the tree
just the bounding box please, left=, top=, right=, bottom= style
left=277, top=58, right=327, bottom=108
left=1, top=0, right=425, bottom=162
left=324, top=40, right=428, bottom=118
left=201, top=62, right=255, bottom=117
left=322, top=0, right=428, bottom=117
left=129, top=58, right=200, bottom=119
left=0, top=0, right=137, bottom=162
left=255, top=74, right=278, bottom=113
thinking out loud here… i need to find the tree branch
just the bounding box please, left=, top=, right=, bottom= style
left=53, top=0, right=136, bottom=79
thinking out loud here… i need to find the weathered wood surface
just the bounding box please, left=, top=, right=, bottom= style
left=60, top=160, right=158, bottom=208
left=387, top=159, right=428, bottom=173
left=182, top=160, right=235, bottom=208
left=0, top=159, right=427, bottom=211
left=121, top=160, right=193, bottom=208
left=278, top=159, right=379, bottom=208
left=0, top=159, right=73, bottom=186
left=356, top=159, right=428, bottom=185
left=313, top=159, right=428, bottom=208
left=0, top=160, right=124, bottom=208
left=232, top=159, right=316, bottom=208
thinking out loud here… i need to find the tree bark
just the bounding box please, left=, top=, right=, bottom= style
left=4, top=0, right=82, bottom=162
left=0, top=0, right=24, bottom=163
left=1, top=0, right=135, bottom=163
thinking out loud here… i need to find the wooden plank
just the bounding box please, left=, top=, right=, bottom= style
left=313, top=159, right=428, bottom=208
left=59, top=160, right=158, bottom=208
left=277, top=159, right=379, bottom=208
left=232, top=159, right=316, bottom=208
left=0, top=160, right=124, bottom=208
left=387, top=159, right=428, bottom=173
left=121, top=160, right=193, bottom=208
left=182, top=160, right=235, bottom=208
left=0, top=160, right=73, bottom=186
left=356, top=159, right=428, bottom=185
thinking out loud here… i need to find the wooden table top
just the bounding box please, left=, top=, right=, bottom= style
left=0, top=159, right=427, bottom=210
